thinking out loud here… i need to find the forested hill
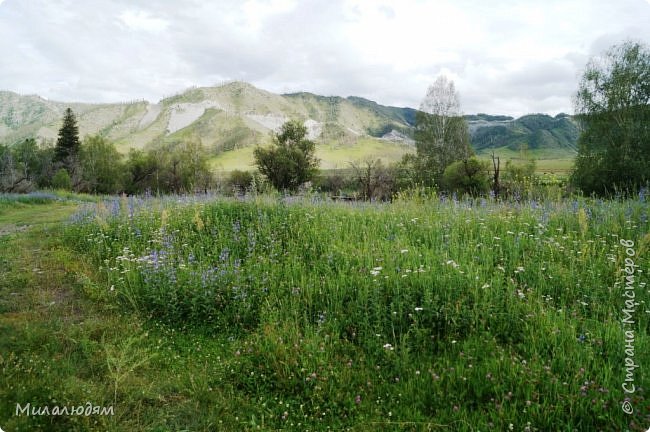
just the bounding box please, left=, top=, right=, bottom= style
left=466, top=113, right=579, bottom=156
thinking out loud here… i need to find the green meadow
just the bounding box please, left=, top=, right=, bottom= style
left=211, top=138, right=575, bottom=176
left=1, top=191, right=648, bottom=431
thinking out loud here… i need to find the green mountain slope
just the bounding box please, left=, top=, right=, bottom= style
left=468, top=113, right=579, bottom=157
left=1, top=82, right=578, bottom=169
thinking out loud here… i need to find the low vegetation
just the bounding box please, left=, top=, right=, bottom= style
left=1, top=192, right=644, bottom=431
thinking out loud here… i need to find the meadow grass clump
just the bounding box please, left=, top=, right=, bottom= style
left=64, top=193, right=650, bottom=430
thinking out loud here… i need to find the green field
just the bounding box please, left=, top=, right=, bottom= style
left=1, top=192, right=647, bottom=431
left=212, top=139, right=575, bottom=175
left=211, top=137, right=415, bottom=172
left=476, top=146, right=576, bottom=175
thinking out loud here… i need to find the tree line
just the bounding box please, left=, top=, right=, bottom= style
left=0, top=108, right=213, bottom=194
left=1, top=40, right=647, bottom=198
left=251, top=40, right=648, bottom=199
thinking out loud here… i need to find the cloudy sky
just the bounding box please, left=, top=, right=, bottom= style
left=1, top=0, right=649, bottom=116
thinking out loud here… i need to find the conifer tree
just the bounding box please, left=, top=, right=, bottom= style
left=54, top=107, right=81, bottom=169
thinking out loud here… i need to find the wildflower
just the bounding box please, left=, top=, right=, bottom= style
left=445, top=260, right=459, bottom=268
left=383, top=343, right=394, bottom=350
left=355, top=395, right=361, bottom=404
left=414, top=307, right=423, bottom=312
left=400, top=249, right=408, bottom=254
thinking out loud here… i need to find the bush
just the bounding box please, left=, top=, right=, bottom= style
left=228, top=170, right=254, bottom=194
left=441, top=158, right=489, bottom=195
left=52, top=168, right=72, bottom=190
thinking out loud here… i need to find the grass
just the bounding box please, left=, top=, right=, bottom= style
left=212, top=141, right=575, bottom=176
left=476, top=146, right=576, bottom=175
left=211, top=138, right=414, bottom=172
left=1, top=191, right=648, bottom=431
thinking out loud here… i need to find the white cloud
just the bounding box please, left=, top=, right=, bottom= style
left=119, top=10, right=169, bottom=33
left=1, top=0, right=649, bottom=116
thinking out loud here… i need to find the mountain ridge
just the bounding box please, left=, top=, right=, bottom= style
left=0, top=82, right=578, bottom=163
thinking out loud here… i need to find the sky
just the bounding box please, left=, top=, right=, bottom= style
left=1, top=0, right=649, bottom=117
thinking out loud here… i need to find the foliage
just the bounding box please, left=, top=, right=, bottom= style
left=415, top=76, right=473, bottom=185
left=158, top=138, right=213, bottom=193
left=253, top=120, right=319, bottom=192
left=54, top=108, right=81, bottom=172
left=571, top=40, right=650, bottom=195
left=441, top=157, right=490, bottom=195
left=124, top=149, right=159, bottom=194
left=124, top=139, right=214, bottom=194
left=227, top=169, right=254, bottom=194
left=51, top=168, right=72, bottom=190
left=0, top=140, right=54, bottom=192
left=79, top=135, right=124, bottom=194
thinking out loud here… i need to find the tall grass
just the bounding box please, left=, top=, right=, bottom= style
left=64, top=193, right=650, bottom=430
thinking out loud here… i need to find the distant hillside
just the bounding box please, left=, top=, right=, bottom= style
left=0, top=82, right=578, bottom=169
left=467, top=113, right=579, bottom=158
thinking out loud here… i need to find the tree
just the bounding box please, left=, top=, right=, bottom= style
left=442, top=157, right=490, bottom=196
left=162, top=138, right=213, bottom=193
left=571, top=41, right=650, bottom=195
left=350, top=158, right=395, bottom=201
left=0, top=144, right=25, bottom=192
left=415, top=76, right=473, bottom=185
left=254, top=120, right=319, bottom=192
left=54, top=108, right=81, bottom=173
left=491, top=151, right=501, bottom=198
left=124, top=138, right=213, bottom=194
left=79, top=135, right=124, bottom=194
left=124, top=149, right=160, bottom=194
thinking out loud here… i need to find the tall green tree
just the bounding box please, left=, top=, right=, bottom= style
left=164, top=138, right=213, bottom=193
left=124, top=138, right=213, bottom=194
left=415, top=76, right=473, bottom=186
left=54, top=107, right=81, bottom=171
left=571, top=41, right=650, bottom=195
left=254, top=120, right=319, bottom=192
left=79, top=135, right=124, bottom=194
left=124, top=149, right=160, bottom=194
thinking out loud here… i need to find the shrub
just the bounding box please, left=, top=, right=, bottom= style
left=441, top=157, right=490, bottom=195
left=52, top=168, right=72, bottom=190
left=228, top=170, right=253, bottom=194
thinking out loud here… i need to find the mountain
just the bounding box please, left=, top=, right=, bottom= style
left=467, top=113, right=579, bottom=158
left=0, top=82, right=578, bottom=169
